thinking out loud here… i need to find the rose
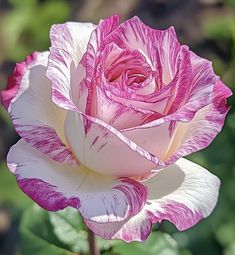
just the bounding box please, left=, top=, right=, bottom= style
left=1, top=16, right=232, bottom=242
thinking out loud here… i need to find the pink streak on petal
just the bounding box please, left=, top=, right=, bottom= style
left=4, top=51, right=76, bottom=165
left=17, top=177, right=80, bottom=211
left=165, top=79, right=232, bottom=164
left=82, top=15, right=120, bottom=116
left=212, top=79, right=232, bottom=112
left=1, top=52, right=38, bottom=110
left=84, top=209, right=152, bottom=242
left=13, top=124, right=77, bottom=165
left=149, top=201, right=202, bottom=231
left=79, top=177, right=148, bottom=223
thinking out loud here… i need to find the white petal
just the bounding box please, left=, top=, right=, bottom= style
left=8, top=52, right=75, bottom=164
left=50, top=22, right=96, bottom=65
left=65, top=111, right=159, bottom=177
left=8, top=139, right=147, bottom=222
left=47, top=22, right=96, bottom=111
left=145, top=158, right=220, bottom=230
left=85, top=208, right=151, bottom=242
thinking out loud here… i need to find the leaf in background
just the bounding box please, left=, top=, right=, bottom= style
left=113, top=232, right=180, bottom=255
left=50, top=207, right=121, bottom=254
left=225, top=243, right=235, bottom=255
left=0, top=162, right=30, bottom=205
left=49, top=207, right=89, bottom=254
left=215, top=220, right=235, bottom=247
left=9, top=0, right=37, bottom=8
left=20, top=205, right=75, bottom=255
left=1, top=0, right=70, bottom=61
left=226, top=0, right=235, bottom=7
left=203, top=14, right=235, bottom=40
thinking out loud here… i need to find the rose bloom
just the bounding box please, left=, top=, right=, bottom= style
left=1, top=16, right=232, bottom=242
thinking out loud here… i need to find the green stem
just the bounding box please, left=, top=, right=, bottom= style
left=88, top=229, right=100, bottom=255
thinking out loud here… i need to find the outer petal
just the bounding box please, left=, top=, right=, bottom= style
left=145, top=158, right=220, bottom=229
left=85, top=158, right=220, bottom=242
left=85, top=209, right=151, bottom=243
left=50, top=22, right=96, bottom=65
left=165, top=79, right=232, bottom=163
left=1, top=52, right=75, bottom=165
left=65, top=111, right=164, bottom=177
left=1, top=52, right=37, bottom=110
left=8, top=139, right=148, bottom=222
left=47, top=22, right=96, bottom=111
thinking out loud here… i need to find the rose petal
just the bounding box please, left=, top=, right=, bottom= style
left=82, top=15, right=120, bottom=115
left=47, top=48, right=78, bottom=111
left=165, top=79, right=232, bottom=163
left=1, top=51, right=75, bottom=165
left=1, top=52, right=38, bottom=111
left=122, top=76, right=231, bottom=167
left=85, top=209, right=151, bottom=243
left=104, top=16, right=180, bottom=84
left=85, top=158, right=220, bottom=242
left=50, top=22, right=96, bottom=65
left=65, top=111, right=164, bottom=177
left=167, top=50, right=216, bottom=116
left=90, top=85, right=156, bottom=130
left=145, top=158, right=220, bottom=229
left=8, top=139, right=147, bottom=222
left=47, top=22, right=96, bottom=111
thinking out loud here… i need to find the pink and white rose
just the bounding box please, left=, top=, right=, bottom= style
left=1, top=16, right=232, bottom=242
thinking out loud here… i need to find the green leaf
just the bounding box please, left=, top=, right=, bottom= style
left=20, top=205, right=75, bottom=255
left=1, top=0, right=71, bottom=61
left=49, top=207, right=121, bottom=253
left=216, top=221, right=235, bottom=246
left=226, top=0, right=235, bottom=7
left=225, top=243, right=235, bottom=255
left=49, top=207, right=89, bottom=253
left=0, top=162, right=30, bottom=205
left=113, top=232, right=180, bottom=255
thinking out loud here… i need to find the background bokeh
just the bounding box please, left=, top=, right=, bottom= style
left=0, top=0, right=235, bottom=254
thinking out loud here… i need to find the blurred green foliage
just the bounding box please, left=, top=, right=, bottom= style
left=1, top=0, right=70, bottom=61
left=20, top=205, right=188, bottom=255
left=0, top=0, right=234, bottom=255
left=0, top=162, right=30, bottom=205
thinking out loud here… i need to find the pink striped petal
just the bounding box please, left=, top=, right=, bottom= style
left=65, top=111, right=164, bottom=177
left=122, top=77, right=231, bottom=169
left=82, top=15, right=120, bottom=115
left=50, top=22, right=96, bottom=65
left=47, top=22, right=96, bottom=111
left=89, top=85, right=156, bottom=130
left=104, top=16, right=180, bottom=84
left=1, top=52, right=38, bottom=111
left=85, top=158, right=220, bottom=242
left=145, top=158, right=220, bottom=230
left=8, top=139, right=147, bottom=222
left=46, top=48, right=78, bottom=111
left=165, top=79, right=232, bottom=163
left=1, top=51, right=75, bottom=165
left=84, top=15, right=120, bottom=79
left=85, top=209, right=151, bottom=243
left=167, top=50, right=216, bottom=116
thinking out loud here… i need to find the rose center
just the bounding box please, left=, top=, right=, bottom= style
left=104, top=49, right=152, bottom=89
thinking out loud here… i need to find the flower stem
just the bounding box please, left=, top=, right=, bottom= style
left=88, top=229, right=100, bottom=255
